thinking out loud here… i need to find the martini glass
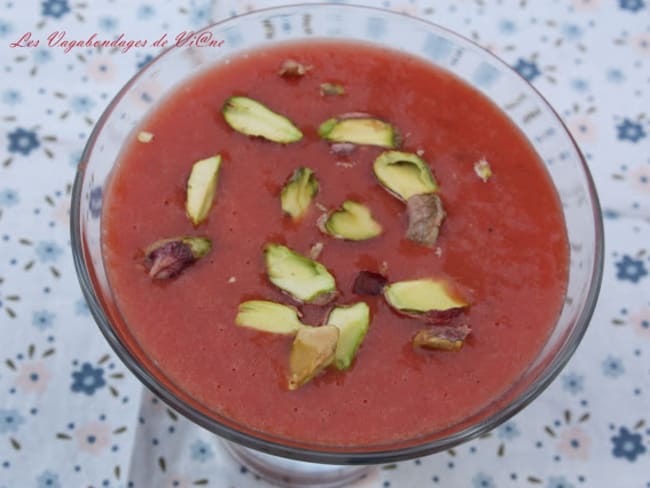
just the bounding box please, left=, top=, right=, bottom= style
left=71, top=4, right=603, bottom=487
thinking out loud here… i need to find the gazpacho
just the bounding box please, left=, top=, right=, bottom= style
left=102, top=40, right=569, bottom=447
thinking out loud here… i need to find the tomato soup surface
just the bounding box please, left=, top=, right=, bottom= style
left=103, top=41, right=568, bottom=447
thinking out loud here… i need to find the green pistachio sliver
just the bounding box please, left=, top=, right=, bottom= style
left=288, top=325, right=339, bottom=390
left=373, top=150, right=438, bottom=202
left=264, top=243, right=337, bottom=305
left=318, top=115, right=400, bottom=148
left=325, top=302, right=370, bottom=370
left=383, top=278, right=468, bottom=324
left=235, top=300, right=306, bottom=335
left=185, top=155, right=222, bottom=226
left=321, top=200, right=382, bottom=241
left=222, top=96, right=303, bottom=143
left=280, top=167, right=319, bottom=221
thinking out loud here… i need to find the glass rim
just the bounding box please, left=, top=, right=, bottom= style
left=70, top=3, right=605, bottom=464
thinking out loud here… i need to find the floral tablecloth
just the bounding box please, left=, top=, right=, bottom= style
left=1, top=0, right=649, bottom=487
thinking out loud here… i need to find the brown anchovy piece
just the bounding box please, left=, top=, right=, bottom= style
left=406, top=193, right=446, bottom=247
left=278, top=59, right=311, bottom=77
left=143, top=237, right=211, bottom=280
left=413, top=324, right=471, bottom=351
left=353, top=271, right=388, bottom=296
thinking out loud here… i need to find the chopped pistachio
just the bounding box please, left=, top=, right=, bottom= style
left=309, top=241, right=324, bottom=260
left=325, top=302, right=370, bottom=370
left=185, top=155, right=221, bottom=226
left=235, top=300, right=306, bottom=335
left=278, top=59, right=311, bottom=77
left=335, top=161, right=356, bottom=168
left=137, top=131, right=154, bottom=143
left=373, top=151, right=438, bottom=202
left=474, top=158, right=493, bottom=182
left=264, top=243, right=337, bottom=305
left=406, top=193, right=446, bottom=247
left=352, top=270, right=388, bottom=296
left=288, top=325, right=339, bottom=390
left=320, top=200, right=382, bottom=241
left=222, top=96, right=303, bottom=143
left=383, top=278, right=469, bottom=324
left=320, top=83, right=345, bottom=96
left=330, top=142, right=356, bottom=156
left=143, top=236, right=211, bottom=280
left=318, top=115, right=400, bottom=148
left=280, top=167, right=319, bottom=221
left=413, top=325, right=471, bottom=351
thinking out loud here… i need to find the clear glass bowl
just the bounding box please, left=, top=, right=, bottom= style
left=71, top=3, right=604, bottom=467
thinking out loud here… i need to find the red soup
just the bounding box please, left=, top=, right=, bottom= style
left=102, top=40, right=568, bottom=448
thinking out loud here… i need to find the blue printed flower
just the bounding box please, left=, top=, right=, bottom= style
left=606, top=68, right=625, bottom=83
left=89, top=186, right=102, bottom=218
left=616, top=118, right=647, bottom=142
left=602, top=355, right=625, bottom=378
left=189, top=0, right=210, bottom=27
left=618, top=0, right=646, bottom=12
left=0, top=188, right=19, bottom=207
left=423, top=33, right=452, bottom=60
left=561, top=23, right=583, bottom=41
left=32, top=48, right=52, bottom=64
left=615, top=255, right=648, bottom=283
left=473, top=62, right=500, bottom=87
left=472, top=473, right=496, bottom=488
left=41, top=0, right=71, bottom=19
left=0, top=20, right=13, bottom=38
left=137, top=4, right=155, bottom=20
left=70, top=95, right=95, bottom=114
left=497, top=421, right=520, bottom=441
left=0, top=408, right=25, bottom=434
left=137, top=54, right=154, bottom=70
left=7, top=127, right=40, bottom=156
left=513, top=58, right=541, bottom=82
left=561, top=372, right=584, bottom=394
left=32, top=310, right=55, bottom=330
left=98, top=16, right=118, bottom=32
left=36, top=470, right=61, bottom=488
left=611, top=427, right=647, bottom=461
left=498, top=19, right=516, bottom=35
left=35, top=241, right=63, bottom=262
left=71, top=362, right=106, bottom=395
left=547, top=476, right=575, bottom=488
left=1, top=89, right=21, bottom=105
left=570, top=79, right=589, bottom=92
left=190, top=439, right=215, bottom=462
left=75, top=298, right=90, bottom=316
left=69, top=149, right=83, bottom=167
